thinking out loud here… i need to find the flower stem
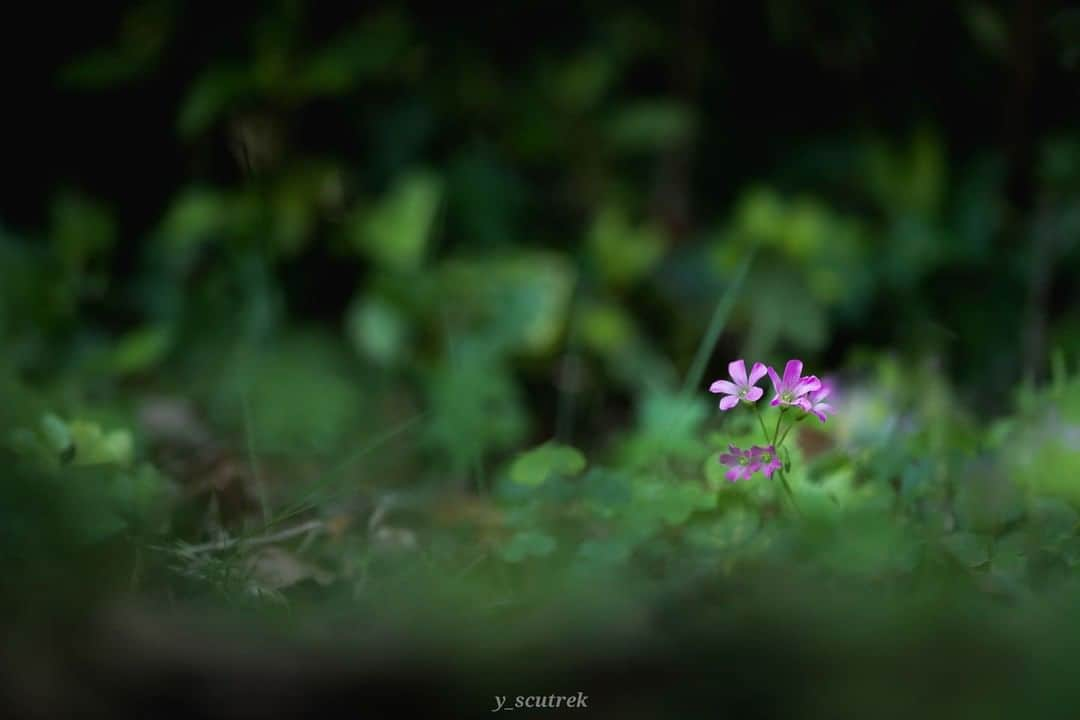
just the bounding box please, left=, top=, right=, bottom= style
left=753, top=405, right=771, bottom=445
left=776, top=421, right=795, bottom=449
left=777, top=468, right=803, bottom=517
left=772, top=408, right=785, bottom=446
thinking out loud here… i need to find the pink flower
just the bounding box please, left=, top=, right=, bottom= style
left=767, top=359, right=821, bottom=408
left=710, top=359, right=768, bottom=411
left=750, top=445, right=782, bottom=478
left=798, top=381, right=835, bottom=423
left=718, top=444, right=759, bottom=482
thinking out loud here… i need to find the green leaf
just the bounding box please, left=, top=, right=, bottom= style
left=107, top=463, right=171, bottom=524
left=109, top=326, right=173, bottom=375
left=345, top=294, right=409, bottom=365
left=587, top=205, right=666, bottom=287
left=551, top=52, right=614, bottom=111
left=953, top=465, right=1025, bottom=533
left=1030, top=497, right=1079, bottom=546
left=68, top=421, right=134, bottom=467
left=1061, top=537, right=1080, bottom=567
left=580, top=468, right=633, bottom=518
left=992, top=532, right=1027, bottom=579
left=621, top=391, right=709, bottom=465
left=499, top=531, right=557, bottom=562
left=425, top=353, right=528, bottom=472
left=685, top=508, right=759, bottom=551
left=1014, top=440, right=1080, bottom=507
left=942, top=532, right=990, bottom=567
left=509, top=443, right=587, bottom=487
left=300, top=15, right=411, bottom=94
left=634, top=480, right=716, bottom=526
left=211, top=333, right=365, bottom=454
left=177, top=67, right=251, bottom=138
left=75, top=509, right=129, bottom=544
left=578, top=538, right=633, bottom=565
left=578, top=301, right=636, bottom=355
left=356, top=170, right=442, bottom=271
left=438, top=252, right=575, bottom=355
left=745, top=267, right=828, bottom=352
left=152, top=187, right=231, bottom=273
left=40, top=414, right=73, bottom=458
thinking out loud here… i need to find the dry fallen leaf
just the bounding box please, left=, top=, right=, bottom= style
left=244, top=547, right=334, bottom=591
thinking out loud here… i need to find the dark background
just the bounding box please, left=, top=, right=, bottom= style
left=5, top=1, right=1079, bottom=409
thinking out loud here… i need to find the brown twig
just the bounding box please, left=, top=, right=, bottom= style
left=168, top=521, right=325, bottom=557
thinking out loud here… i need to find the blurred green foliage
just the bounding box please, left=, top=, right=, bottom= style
left=3, top=1, right=1080, bottom=711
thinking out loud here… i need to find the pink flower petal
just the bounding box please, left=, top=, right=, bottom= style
left=710, top=380, right=738, bottom=395
left=748, top=362, right=767, bottom=385
left=718, top=394, right=740, bottom=410
left=746, top=386, right=763, bottom=402
left=793, top=375, right=821, bottom=397
left=782, top=359, right=803, bottom=388
left=728, top=359, right=748, bottom=386
left=813, top=403, right=834, bottom=422
left=767, top=366, right=783, bottom=394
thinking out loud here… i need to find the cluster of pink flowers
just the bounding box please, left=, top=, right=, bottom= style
left=718, top=444, right=782, bottom=482
left=709, top=359, right=834, bottom=483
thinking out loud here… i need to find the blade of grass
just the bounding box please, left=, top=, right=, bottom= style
left=681, top=249, right=756, bottom=397
left=165, top=520, right=325, bottom=557
left=265, top=412, right=425, bottom=530
left=241, top=386, right=271, bottom=525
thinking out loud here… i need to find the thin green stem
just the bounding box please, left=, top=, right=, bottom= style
left=776, top=421, right=795, bottom=450
left=777, top=469, right=803, bottom=517
left=772, top=408, right=785, bottom=446
left=681, top=250, right=756, bottom=397
left=752, top=404, right=770, bottom=445
left=242, top=388, right=270, bottom=525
